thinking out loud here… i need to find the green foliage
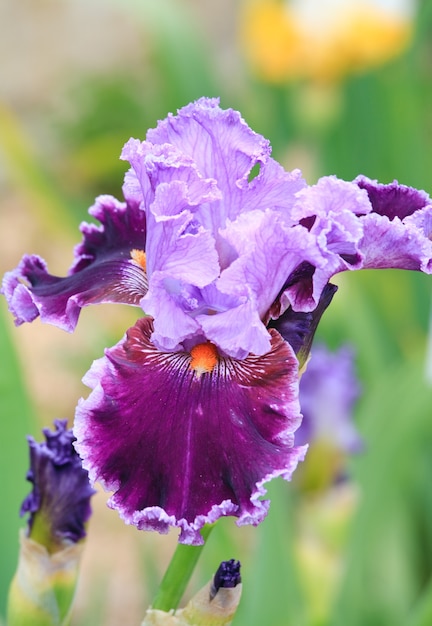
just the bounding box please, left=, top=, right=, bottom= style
left=0, top=303, right=35, bottom=619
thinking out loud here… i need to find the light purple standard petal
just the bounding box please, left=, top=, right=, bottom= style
left=143, top=97, right=307, bottom=231
left=121, top=99, right=312, bottom=357
left=198, top=211, right=324, bottom=358
left=218, top=210, right=323, bottom=321
left=122, top=138, right=222, bottom=349
left=283, top=176, right=372, bottom=311
left=355, top=176, right=432, bottom=273
left=2, top=195, right=148, bottom=331
left=74, top=317, right=306, bottom=545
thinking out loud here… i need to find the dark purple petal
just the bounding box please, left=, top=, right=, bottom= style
left=355, top=176, right=431, bottom=220
left=74, top=317, right=306, bottom=545
left=21, top=419, right=95, bottom=547
left=354, top=176, right=432, bottom=273
left=296, top=345, right=362, bottom=453
left=2, top=195, right=148, bottom=330
left=269, top=283, right=338, bottom=369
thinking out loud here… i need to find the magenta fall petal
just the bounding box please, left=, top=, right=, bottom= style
left=2, top=194, right=147, bottom=331
left=74, top=317, right=307, bottom=545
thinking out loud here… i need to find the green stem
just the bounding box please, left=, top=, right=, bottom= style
left=151, top=524, right=214, bottom=611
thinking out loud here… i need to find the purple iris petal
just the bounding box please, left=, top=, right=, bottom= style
left=270, top=283, right=338, bottom=368
left=74, top=317, right=307, bottom=545
left=355, top=176, right=431, bottom=220
left=193, top=211, right=323, bottom=358
left=209, top=210, right=323, bottom=356
left=144, top=97, right=307, bottom=228
left=2, top=194, right=147, bottom=331
left=140, top=173, right=222, bottom=350
left=355, top=176, right=432, bottom=273
left=21, top=419, right=95, bottom=547
left=122, top=138, right=222, bottom=350
left=122, top=98, right=327, bottom=357
left=283, top=176, right=372, bottom=311
left=296, top=345, right=362, bottom=453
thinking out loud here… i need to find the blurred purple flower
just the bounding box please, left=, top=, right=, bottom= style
left=296, top=345, right=362, bottom=453
left=2, top=98, right=432, bottom=544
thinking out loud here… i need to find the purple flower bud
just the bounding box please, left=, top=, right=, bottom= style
left=210, top=560, right=242, bottom=600
left=21, top=419, right=95, bottom=550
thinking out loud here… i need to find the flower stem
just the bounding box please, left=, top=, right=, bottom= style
left=151, top=524, right=214, bottom=612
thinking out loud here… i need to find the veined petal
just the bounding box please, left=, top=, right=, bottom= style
left=291, top=175, right=371, bottom=268
left=145, top=183, right=220, bottom=284
left=293, top=175, right=371, bottom=221
left=355, top=175, right=431, bottom=220
left=74, top=317, right=306, bottom=545
left=138, top=183, right=222, bottom=350
left=144, top=97, right=307, bottom=230
left=219, top=211, right=323, bottom=318
left=123, top=137, right=223, bottom=352
left=283, top=176, right=371, bottom=311
left=355, top=176, right=432, bottom=272
left=146, top=98, right=271, bottom=207
left=192, top=211, right=324, bottom=357
left=2, top=195, right=148, bottom=331
left=122, top=167, right=144, bottom=206
left=121, top=139, right=222, bottom=224
left=141, top=274, right=202, bottom=351
left=120, top=99, right=312, bottom=355
left=199, top=299, right=271, bottom=359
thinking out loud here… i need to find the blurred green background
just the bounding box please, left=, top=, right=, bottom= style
left=1, top=0, right=432, bottom=624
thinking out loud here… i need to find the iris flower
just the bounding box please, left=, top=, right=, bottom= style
left=3, top=98, right=432, bottom=544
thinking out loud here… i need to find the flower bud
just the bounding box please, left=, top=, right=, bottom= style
left=142, top=560, right=242, bottom=626
left=7, top=419, right=94, bottom=626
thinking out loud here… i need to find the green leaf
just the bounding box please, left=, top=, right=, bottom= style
left=0, top=300, right=36, bottom=619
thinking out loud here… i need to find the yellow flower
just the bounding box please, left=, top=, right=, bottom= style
left=240, top=0, right=414, bottom=83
